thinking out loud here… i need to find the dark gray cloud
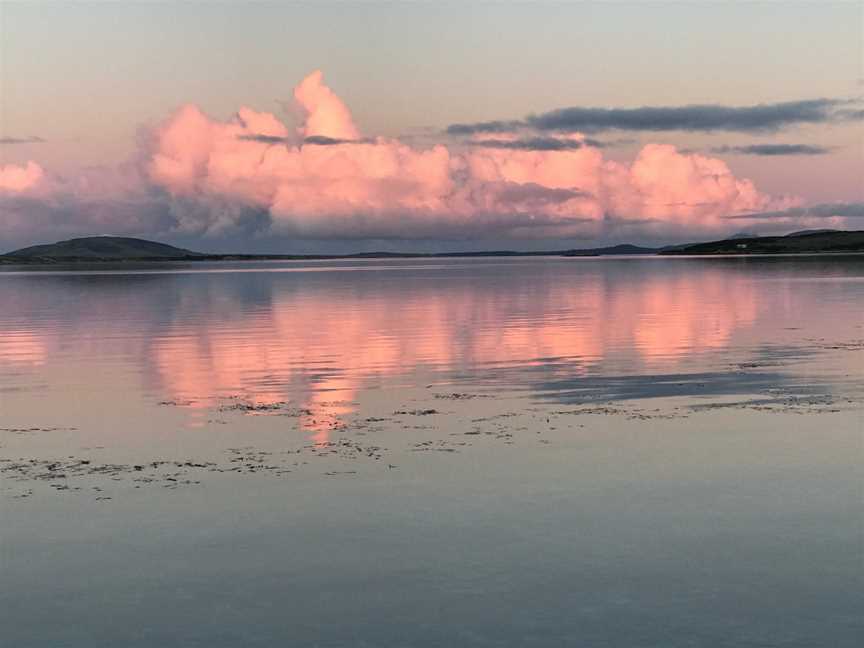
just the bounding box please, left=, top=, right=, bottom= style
left=448, top=98, right=860, bottom=135
left=237, top=134, right=287, bottom=144
left=237, top=134, right=374, bottom=146
left=711, top=144, right=833, bottom=156
left=467, top=137, right=609, bottom=151
left=836, top=108, right=864, bottom=120
left=527, top=99, right=844, bottom=133
left=724, top=203, right=864, bottom=220
left=303, top=135, right=374, bottom=146
left=446, top=120, right=523, bottom=136
left=493, top=182, right=592, bottom=206
left=0, top=135, right=45, bottom=144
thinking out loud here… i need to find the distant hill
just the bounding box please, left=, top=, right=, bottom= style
left=5, top=231, right=862, bottom=265
left=660, top=230, right=864, bottom=255
left=784, top=229, right=840, bottom=237
left=561, top=244, right=658, bottom=256
left=3, top=236, right=203, bottom=261
left=1, top=235, right=661, bottom=264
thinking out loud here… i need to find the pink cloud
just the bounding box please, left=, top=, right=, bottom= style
left=10, top=70, right=851, bottom=248
left=143, top=71, right=800, bottom=240
left=293, top=69, right=360, bottom=141
left=0, top=161, right=44, bottom=193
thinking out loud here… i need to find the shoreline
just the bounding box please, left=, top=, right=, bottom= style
left=4, top=249, right=864, bottom=266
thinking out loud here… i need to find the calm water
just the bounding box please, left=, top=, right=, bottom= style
left=1, top=256, right=862, bottom=647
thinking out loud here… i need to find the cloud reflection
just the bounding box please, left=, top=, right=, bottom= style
left=0, top=330, right=47, bottom=367
left=7, top=257, right=855, bottom=445
left=138, top=262, right=760, bottom=441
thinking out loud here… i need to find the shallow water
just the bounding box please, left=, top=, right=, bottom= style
left=1, top=255, right=862, bottom=647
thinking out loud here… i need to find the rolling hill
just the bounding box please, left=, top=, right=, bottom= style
left=3, top=236, right=203, bottom=261
left=659, top=230, right=864, bottom=255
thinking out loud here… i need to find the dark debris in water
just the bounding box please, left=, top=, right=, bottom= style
left=433, top=392, right=494, bottom=400
left=689, top=392, right=853, bottom=414
left=5, top=385, right=860, bottom=502
left=217, top=400, right=313, bottom=416
left=1, top=437, right=393, bottom=500
left=0, top=426, right=77, bottom=435
left=393, top=409, right=439, bottom=416
left=411, top=440, right=469, bottom=452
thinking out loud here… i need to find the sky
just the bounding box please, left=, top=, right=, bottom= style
left=1, top=0, right=862, bottom=253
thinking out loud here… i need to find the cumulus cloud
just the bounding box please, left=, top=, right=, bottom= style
left=293, top=69, right=360, bottom=140
left=6, top=70, right=859, bottom=249
left=448, top=98, right=859, bottom=135
left=140, top=71, right=804, bottom=241
left=711, top=144, right=832, bottom=156
left=0, top=161, right=44, bottom=193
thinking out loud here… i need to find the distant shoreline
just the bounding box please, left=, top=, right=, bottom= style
left=3, top=231, right=863, bottom=264
left=0, top=250, right=609, bottom=265
left=0, top=244, right=656, bottom=264
left=5, top=250, right=864, bottom=267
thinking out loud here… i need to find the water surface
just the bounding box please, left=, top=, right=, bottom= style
left=1, top=256, right=862, bottom=647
